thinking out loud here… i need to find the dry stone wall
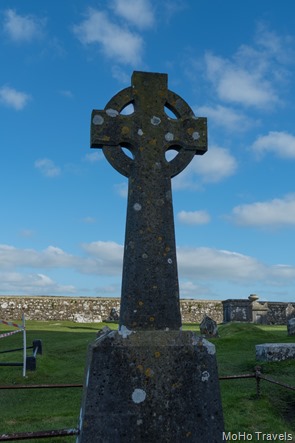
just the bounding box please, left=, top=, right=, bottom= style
left=0, top=296, right=222, bottom=324
left=0, top=296, right=293, bottom=325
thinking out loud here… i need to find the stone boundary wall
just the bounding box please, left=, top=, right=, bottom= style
left=0, top=296, right=223, bottom=324
left=0, top=296, right=293, bottom=325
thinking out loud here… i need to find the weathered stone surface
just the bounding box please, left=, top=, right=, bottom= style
left=107, top=307, right=119, bottom=321
left=200, top=315, right=219, bottom=337
left=287, top=317, right=295, bottom=335
left=91, top=71, right=207, bottom=330
left=78, top=330, right=224, bottom=443
left=1, top=295, right=295, bottom=325
left=256, top=343, right=295, bottom=361
left=0, top=296, right=223, bottom=324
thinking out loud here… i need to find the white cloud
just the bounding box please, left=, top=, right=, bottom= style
left=252, top=131, right=295, bottom=159
left=177, top=210, right=210, bottom=225
left=84, top=151, right=103, bottom=163
left=175, top=146, right=237, bottom=188
left=0, top=86, right=31, bottom=110
left=0, top=271, right=75, bottom=295
left=34, top=158, right=61, bottom=177
left=3, top=9, right=44, bottom=42
left=202, top=24, right=294, bottom=109
left=73, top=8, right=143, bottom=65
left=81, top=241, right=123, bottom=275
left=196, top=105, right=253, bottom=132
left=230, top=193, right=295, bottom=227
left=205, top=52, right=277, bottom=108
left=111, top=0, right=154, bottom=29
left=19, top=229, right=35, bottom=238
left=1, top=241, right=295, bottom=296
left=114, top=182, right=128, bottom=198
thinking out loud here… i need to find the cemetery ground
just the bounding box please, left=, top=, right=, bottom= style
left=0, top=321, right=294, bottom=442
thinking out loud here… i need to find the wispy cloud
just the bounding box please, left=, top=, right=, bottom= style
left=73, top=8, right=143, bottom=65
left=203, top=24, right=293, bottom=110
left=252, top=131, right=295, bottom=159
left=230, top=193, right=295, bottom=227
left=34, top=158, right=61, bottom=177
left=205, top=52, right=278, bottom=109
left=1, top=242, right=294, bottom=295
left=0, top=85, right=31, bottom=110
left=173, top=146, right=237, bottom=189
left=111, top=0, right=154, bottom=29
left=84, top=151, right=103, bottom=163
left=177, top=210, right=211, bottom=225
left=19, top=229, right=35, bottom=238
left=196, top=105, right=254, bottom=132
left=3, top=9, right=45, bottom=42
left=114, top=182, right=128, bottom=198
left=0, top=271, right=75, bottom=295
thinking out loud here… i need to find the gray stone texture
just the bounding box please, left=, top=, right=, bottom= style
left=1, top=296, right=294, bottom=325
left=287, top=317, right=295, bottom=335
left=78, top=330, right=224, bottom=443
left=200, top=315, right=219, bottom=337
left=223, top=298, right=295, bottom=325
left=91, top=71, right=207, bottom=330
left=256, top=343, right=295, bottom=362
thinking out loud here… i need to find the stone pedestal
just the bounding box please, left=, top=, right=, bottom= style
left=78, top=329, right=224, bottom=442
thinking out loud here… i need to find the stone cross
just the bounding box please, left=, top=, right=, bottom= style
left=91, top=71, right=207, bottom=330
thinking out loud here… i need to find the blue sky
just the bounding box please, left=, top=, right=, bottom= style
left=1, top=0, right=295, bottom=302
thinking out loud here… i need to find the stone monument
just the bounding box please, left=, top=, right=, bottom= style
left=78, top=71, right=224, bottom=442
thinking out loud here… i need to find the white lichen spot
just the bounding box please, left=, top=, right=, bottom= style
left=92, top=115, right=104, bottom=125
left=201, top=371, right=210, bottom=382
left=132, top=388, right=146, bottom=404
left=138, top=129, right=144, bottom=136
left=106, top=108, right=119, bottom=117
left=165, top=132, right=174, bottom=142
left=167, top=258, right=173, bottom=264
left=119, top=325, right=133, bottom=339
left=133, top=203, right=142, bottom=211
left=151, top=116, right=161, bottom=125
left=192, top=131, right=200, bottom=140
left=137, top=419, right=143, bottom=425
left=142, top=253, right=148, bottom=259
left=202, top=338, right=216, bottom=355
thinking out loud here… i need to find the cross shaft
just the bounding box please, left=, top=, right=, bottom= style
left=91, top=71, right=207, bottom=330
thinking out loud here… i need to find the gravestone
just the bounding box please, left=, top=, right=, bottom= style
left=287, top=317, right=295, bottom=335
left=200, top=315, right=219, bottom=337
left=78, top=71, right=224, bottom=442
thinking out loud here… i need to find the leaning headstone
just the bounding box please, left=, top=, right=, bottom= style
left=287, top=317, right=295, bottom=335
left=78, top=71, right=224, bottom=442
left=200, top=315, right=219, bottom=337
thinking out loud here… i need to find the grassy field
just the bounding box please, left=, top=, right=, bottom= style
left=0, top=321, right=294, bottom=442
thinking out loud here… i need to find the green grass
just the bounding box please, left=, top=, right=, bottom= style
left=0, top=321, right=294, bottom=442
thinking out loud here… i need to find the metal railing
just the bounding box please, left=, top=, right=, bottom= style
left=0, top=367, right=294, bottom=441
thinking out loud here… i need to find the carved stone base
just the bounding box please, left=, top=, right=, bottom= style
left=78, top=330, right=224, bottom=443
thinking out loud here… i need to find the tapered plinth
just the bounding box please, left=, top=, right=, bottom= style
left=78, top=330, right=224, bottom=443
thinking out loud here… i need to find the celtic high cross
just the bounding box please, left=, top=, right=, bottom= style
left=91, top=71, right=207, bottom=330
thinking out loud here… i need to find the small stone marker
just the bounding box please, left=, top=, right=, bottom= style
left=78, top=72, right=224, bottom=442
left=287, top=317, right=295, bottom=335
left=200, top=315, right=219, bottom=337
left=256, top=343, right=295, bottom=362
